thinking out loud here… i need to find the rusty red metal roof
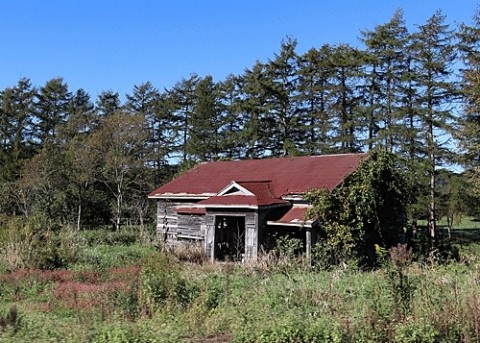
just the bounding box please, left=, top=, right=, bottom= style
left=175, top=207, right=207, bottom=215
left=148, top=153, right=367, bottom=199
left=198, top=195, right=289, bottom=207
left=277, top=206, right=309, bottom=223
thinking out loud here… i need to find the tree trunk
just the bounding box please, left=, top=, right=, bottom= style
left=427, top=107, right=437, bottom=245
left=114, top=185, right=122, bottom=232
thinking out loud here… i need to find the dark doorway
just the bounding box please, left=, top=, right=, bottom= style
left=214, top=216, right=246, bottom=261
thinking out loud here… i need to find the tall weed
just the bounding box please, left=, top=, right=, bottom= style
left=0, top=216, right=83, bottom=270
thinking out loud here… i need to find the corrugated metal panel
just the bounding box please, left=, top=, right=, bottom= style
left=148, top=153, right=366, bottom=198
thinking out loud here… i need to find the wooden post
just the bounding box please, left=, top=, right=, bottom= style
left=244, top=212, right=258, bottom=262
left=306, top=226, right=312, bottom=264
left=206, top=215, right=216, bottom=263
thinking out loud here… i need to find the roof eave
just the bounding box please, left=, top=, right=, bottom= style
left=148, top=193, right=215, bottom=200
left=267, top=220, right=313, bottom=228
left=198, top=202, right=290, bottom=210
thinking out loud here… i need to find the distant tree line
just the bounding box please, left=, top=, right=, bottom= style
left=1, top=9, right=480, bottom=235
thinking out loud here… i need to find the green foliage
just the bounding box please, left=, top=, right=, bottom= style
left=306, top=150, right=409, bottom=266
left=0, top=215, right=83, bottom=270
left=2, top=9, right=480, bottom=340
left=386, top=246, right=416, bottom=320
left=394, top=321, right=439, bottom=343
left=0, top=8, right=476, bottom=235
left=0, top=306, right=21, bottom=335
left=0, top=241, right=480, bottom=341
left=233, top=316, right=345, bottom=343
left=275, top=236, right=303, bottom=258
left=80, top=228, right=140, bottom=246
left=76, top=244, right=156, bottom=270
left=139, top=253, right=199, bottom=316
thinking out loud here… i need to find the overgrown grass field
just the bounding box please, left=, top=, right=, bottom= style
left=2, top=224, right=480, bottom=342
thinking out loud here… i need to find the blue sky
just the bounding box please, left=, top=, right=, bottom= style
left=1, top=1, right=478, bottom=100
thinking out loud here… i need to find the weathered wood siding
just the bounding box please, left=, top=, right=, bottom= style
left=176, top=214, right=205, bottom=240
left=245, top=211, right=258, bottom=261
left=155, top=200, right=305, bottom=262
left=205, top=213, right=215, bottom=260
left=156, top=200, right=206, bottom=244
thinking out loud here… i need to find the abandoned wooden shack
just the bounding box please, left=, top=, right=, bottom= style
left=148, top=153, right=367, bottom=262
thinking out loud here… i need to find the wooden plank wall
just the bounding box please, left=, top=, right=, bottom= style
left=156, top=200, right=206, bottom=244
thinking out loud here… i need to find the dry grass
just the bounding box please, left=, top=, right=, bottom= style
left=170, top=242, right=207, bottom=264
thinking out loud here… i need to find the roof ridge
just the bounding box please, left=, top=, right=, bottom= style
left=237, top=180, right=272, bottom=183
left=201, top=153, right=367, bottom=164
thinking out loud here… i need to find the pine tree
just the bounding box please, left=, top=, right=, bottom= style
left=170, top=74, right=200, bottom=162
left=240, top=61, right=271, bottom=158
left=328, top=44, right=364, bottom=152
left=187, top=75, right=220, bottom=162
left=35, top=78, right=71, bottom=144
left=297, top=45, right=335, bottom=154
left=411, top=11, right=457, bottom=243
left=0, top=79, right=37, bottom=215
left=360, top=10, right=409, bottom=151
left=264, top=37, right=303, bottom=156
left=96, top=90, right=121, bottom=118
left=457, top=9, right=480, bottom=196
left=126, top=82, right=167, bottom=168
left=0, top=78, right=37, bottom=182
left=216, top=75, right=246, bottom=159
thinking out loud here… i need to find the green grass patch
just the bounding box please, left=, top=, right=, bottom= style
left=2, top=241, right=480, bottom=342
left=73, top=244, right=157, bottom=270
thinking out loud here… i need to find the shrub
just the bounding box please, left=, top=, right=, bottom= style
left=387, top=245, right=416, bottom=321
left=394, top=321, right=439, bottom=343
left=80, top=228, right=138, bottom=246
left=0, top=216, right=83, bottom=270
left=275, top=236, right=303, bottom=258
left=172, top=242, right=207, bottom=264
left=76, top=244, right=155, bottom=270
left=139, top=252, right=198, bottom=316
left=0, top=306, right=21, bottom=334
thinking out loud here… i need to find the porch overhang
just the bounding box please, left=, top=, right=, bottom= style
left=267, top=205, right=315, bottom=228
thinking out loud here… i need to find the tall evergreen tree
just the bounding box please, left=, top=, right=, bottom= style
left=241, top=61, right=271, bottom=158
left=216, top=74, right=246, bottom=159
left=297, top=45, right=335, bottom=154
left=327, top=44, right=364, bottom=152
left=96, top=90, right=121, bottom=118
left=457, top=9, right=480, bottom=196
left=35, top=78, right=71, bottom=144
left=264, top=37, right=303, bottom=156
left=0, top=79, right=37, bottom=215
left=360, top=10, right=409, bottom=151
left=170, top=74, right=200, bottom=162
left=125, top=82, right=171, bottom=170
left=187, top=75, right=221, bottom=161
left=0, top=78, right=37, bottom=182
left=411, top=11, right=457, bottom=242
